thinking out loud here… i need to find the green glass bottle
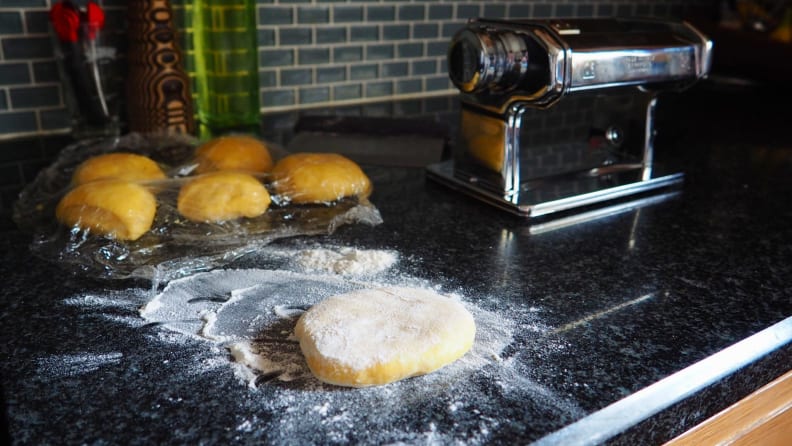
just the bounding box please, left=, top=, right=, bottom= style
left=192, top=0, right=260, bottom=135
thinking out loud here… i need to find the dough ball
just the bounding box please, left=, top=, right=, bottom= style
left=271, top=153, right=372, bottom=204
left=194, top=135, right=273, bottom=174
left=55, top=180, right=157, bottom=241
left=461, top=108, right=505, bottom=173
left=177, top=171, right=271, bottom=223
left=72, top=153, right=166, bottom=185
left=295, top=287, right=476, bottom=387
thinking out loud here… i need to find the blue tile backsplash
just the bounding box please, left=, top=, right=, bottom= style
left=0, top=0, right=709, bottom=227
left=0, top=0, right=708, bottom=140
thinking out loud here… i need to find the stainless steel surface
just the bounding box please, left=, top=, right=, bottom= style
left=447, top=18, right=713, bottom=108
left=426, top=159, right=684, bottom=218
left=432, top=18, right=712, bottom=218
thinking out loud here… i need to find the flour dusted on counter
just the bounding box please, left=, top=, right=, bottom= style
left=139, top=269, right=515, bottom=387
left=228, top=341, right=307, bottom=384
left=36, top=352, right=123, bottom=378
left=52, top=244, right=584, bottom=444
left=140, top=269, right=351, bottom=339
left=295, top=247, right=397, bottom=275
left=130, top=266, right=585, bottom=444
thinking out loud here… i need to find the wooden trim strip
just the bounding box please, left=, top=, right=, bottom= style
left=664, top=369, right=792, bottom=446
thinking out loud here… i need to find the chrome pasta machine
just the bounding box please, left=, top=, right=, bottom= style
left=427, top=18, right=712, bottom=217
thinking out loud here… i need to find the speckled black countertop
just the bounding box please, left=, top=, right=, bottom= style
left=1, top=82, right=791, bottom=445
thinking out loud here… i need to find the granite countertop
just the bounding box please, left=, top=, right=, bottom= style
left=1, top=82, right=791, bottom=445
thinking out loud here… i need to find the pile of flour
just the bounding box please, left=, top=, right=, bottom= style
left=294, top=247, right=397, bottom=275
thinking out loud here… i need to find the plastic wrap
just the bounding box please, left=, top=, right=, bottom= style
left=13, top=133, right=383, bottom=281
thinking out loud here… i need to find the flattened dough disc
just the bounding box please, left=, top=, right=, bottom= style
left=295, top=286, right=476, bottom=387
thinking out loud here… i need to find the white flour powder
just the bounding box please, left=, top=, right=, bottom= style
left=295, top=247, right=398, bottom=275
left=139, top=269, right=516, bottom=388
left=36, top=352, right=123, bottom=378
left=52, top=245, right=583, bottom=444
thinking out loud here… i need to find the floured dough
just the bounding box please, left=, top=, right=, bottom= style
left=72, top=152, right=166, bottom=185
left=294, top=286, right=476, bottom=387
left=194, top=135, right=273, bottom=174
left=55, top=180, right=157, bottom=240
left=271, top=153, right=371, bottom=204
left=177, top=171, right=271, bottom=223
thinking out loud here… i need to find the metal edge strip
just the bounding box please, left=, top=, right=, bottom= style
left=530, top=315, right=792, bottom=446
left=527, top=173, right=683, bottom=217
left=425, top=161, right=683, bottom=218
left=527, top=190, right=680, bottom=235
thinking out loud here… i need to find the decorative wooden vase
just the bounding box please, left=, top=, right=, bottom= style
left=126, top=0, right=195, bottom=134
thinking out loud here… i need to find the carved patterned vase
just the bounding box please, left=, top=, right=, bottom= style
left=126, top=0, right=195, bottom=134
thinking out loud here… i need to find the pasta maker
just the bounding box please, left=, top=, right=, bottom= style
left=427, top=18, right=712, bottom=217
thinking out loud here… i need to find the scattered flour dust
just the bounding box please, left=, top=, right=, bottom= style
left=141, top=269, right=512, bottom=387
left=36, top=352, right=124, bottom=378
left=34, top=287, right=150, bottom=380
left=29, top=244, right=583, bottom=444
left=65, top=245, right=581, bottom=444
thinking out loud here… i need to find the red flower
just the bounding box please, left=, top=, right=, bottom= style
left=84, top=1, right=106, bottom=41
left=49, top=1, right=80, bottom=43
